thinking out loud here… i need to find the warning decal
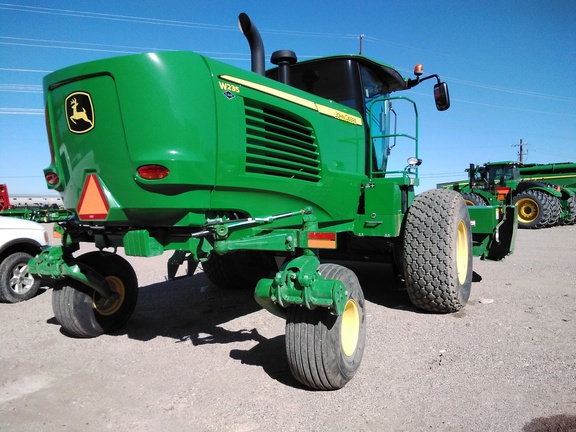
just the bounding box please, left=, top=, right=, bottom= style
left=77, top=174, right=109, bottom=220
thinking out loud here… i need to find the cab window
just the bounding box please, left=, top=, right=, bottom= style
left=360, top=65, right=391, bottom=172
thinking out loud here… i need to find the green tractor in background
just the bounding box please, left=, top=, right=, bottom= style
left=29, top=13, right=516, bottom=390
left=519, top=162, right=576, bottom=226
left=0, top=184, right=71, bottom=223
left=440, top=161, right=576, bottom=229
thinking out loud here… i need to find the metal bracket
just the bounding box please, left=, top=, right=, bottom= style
left=254, top=254, right=347, bottom=318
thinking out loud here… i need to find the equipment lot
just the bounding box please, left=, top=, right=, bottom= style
left=1, top=224, right=575, bottom=431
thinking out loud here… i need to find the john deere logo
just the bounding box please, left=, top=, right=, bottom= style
left=65, top=92, right=94, bottom=134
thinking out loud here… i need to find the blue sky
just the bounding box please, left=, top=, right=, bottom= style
left=1, top=0, right=575, bottom=196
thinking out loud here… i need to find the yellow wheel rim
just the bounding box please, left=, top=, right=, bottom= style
left=515, top=197, right=538, bottom=223
left=464, top=199, right=476, bottom=206
left=456, top=220, right=469, bottom=285
left=341, top=299, right=360, bottom=357
left=93, top=276, right=125, bottom=316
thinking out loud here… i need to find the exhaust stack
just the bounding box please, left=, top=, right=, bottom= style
left=238, top=13, right=265, bottom=76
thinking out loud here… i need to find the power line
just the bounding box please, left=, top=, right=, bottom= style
left=1, top=36, right=252, bottom=57
left=0, top=4, right=240, bottom=31
left=0, top=67, right=52, bottom=73
left=0, top=4, right=358, bottom=39
left=0, top=40, right=140, bottom=55
left=1, top=4, right=574, bottom=123
left=398, top=74, right=576, bottom=105
left=0, top=175, right=45, bottom=179
left=1, top=6, right=572, bottom=105
left=0, top=108, right=44, bottom=115
left=0, top=36, right=253, bottom=59
left=0, top=84, right=42, bottom=93
left=445, top=77, right=576, bottom=103
left=405, top=90, right=576, bottom=118
left=2, top=37, right=572, bottom=112
left=449, top=98, right=576, bottom=117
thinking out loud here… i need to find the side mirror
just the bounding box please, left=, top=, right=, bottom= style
left=434, top=82, right=450, bottom=111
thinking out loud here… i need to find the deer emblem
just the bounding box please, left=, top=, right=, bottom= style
left=65, top=92, right=94, bottom=133
left=69, top=97, right=93, bottom=126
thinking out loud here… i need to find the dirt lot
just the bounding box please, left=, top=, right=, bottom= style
left=1, top=224, right=575, bottom=431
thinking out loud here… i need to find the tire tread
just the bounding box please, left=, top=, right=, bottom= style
left=403, top=189, right=472, bottom=313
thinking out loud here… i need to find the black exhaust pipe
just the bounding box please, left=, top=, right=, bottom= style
left=238, top=13, right=265, bottom=76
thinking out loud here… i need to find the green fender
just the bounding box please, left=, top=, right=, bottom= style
left=519, top=185, right=562, bottom=198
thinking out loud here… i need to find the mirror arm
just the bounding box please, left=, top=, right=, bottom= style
left=406, top=74, right=440, bottom=89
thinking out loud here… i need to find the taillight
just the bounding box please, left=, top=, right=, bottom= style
left=307, top=232, right=336, bottom=249
left=45, top=172, right=60, bottom=185
left=137, top=165, right=170, bottom=180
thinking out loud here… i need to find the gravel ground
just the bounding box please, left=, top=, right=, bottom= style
left=1, top=224, right=575, bottom=432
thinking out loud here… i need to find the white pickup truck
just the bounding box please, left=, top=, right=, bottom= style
left=0, top=216, right=49, bottom=302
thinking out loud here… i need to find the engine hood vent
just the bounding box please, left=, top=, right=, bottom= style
left=244, top=100, right=320, bottom=182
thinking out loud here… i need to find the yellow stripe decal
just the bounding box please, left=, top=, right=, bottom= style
left=220, top=74, right=363, bottom=126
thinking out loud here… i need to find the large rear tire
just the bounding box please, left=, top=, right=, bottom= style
left=201, top=251, right=278, bottom=290
left=513, top=190, right=560, bottom=229
left=285, top=263, right=366, bottom=390
left=52, top=252, right=138, bottom=338
left=461, top=192, right=486, bottom=206
left=402, top=189, right=472, bottom=313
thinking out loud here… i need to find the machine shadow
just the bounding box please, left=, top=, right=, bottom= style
left=123, top=261, right=415, bottom=344
left=120, top=271, right=300, bottom=387
left=328, top=260, right=485, bottom=312
left=328, top=260, right=416, bottom=312
left=124, top=271, right=261, bottom=342
left=114, top=260, right=484, bottom=386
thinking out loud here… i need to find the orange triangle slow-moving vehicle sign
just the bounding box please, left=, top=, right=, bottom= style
left=77, top=174, right=109, bottom=220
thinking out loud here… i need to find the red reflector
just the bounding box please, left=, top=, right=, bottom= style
left=45, top=172, right=60, bottom=185
left=307, top=232, right=336, bottom=249
left=137, top=165, right=169, bottom=180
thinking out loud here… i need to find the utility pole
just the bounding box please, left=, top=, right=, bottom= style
left=513, top=138, right=527, bottom=163
left=359, top=34, right=364, bottom=55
